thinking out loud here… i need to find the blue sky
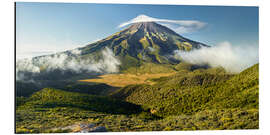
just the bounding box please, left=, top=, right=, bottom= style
left=16, top=2, right=258, bottom=58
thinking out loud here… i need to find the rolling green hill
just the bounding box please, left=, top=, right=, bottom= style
left=110, top=64, right=259, bottom=117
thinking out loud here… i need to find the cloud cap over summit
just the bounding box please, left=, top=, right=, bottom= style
left=118, top=14, right=207, bottom=34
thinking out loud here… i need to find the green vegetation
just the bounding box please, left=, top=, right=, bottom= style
left=16, top=63, right=259, bottom=133
left=16, top=88, right=151, bottom=133
left=16, top=80, right=117, bottom=97
left=123, top=63, right=176, bottom=74
left=111, top=64, right=258, bottom=117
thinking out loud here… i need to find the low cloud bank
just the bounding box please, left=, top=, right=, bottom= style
left=118, top=14, right=206, bottom=34
left=174, top=42, right=258, bottom=73
left=16, top=47, right=121, bottom=81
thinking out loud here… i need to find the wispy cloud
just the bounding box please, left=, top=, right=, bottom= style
left=118, top=14, right=207, bottom=34
left=174, top=41, right=259, bottom=73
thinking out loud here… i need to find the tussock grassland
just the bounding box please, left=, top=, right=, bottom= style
left=79, top=73, right=176, bottom=87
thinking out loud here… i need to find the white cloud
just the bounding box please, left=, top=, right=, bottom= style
left=118, top=14, right=206, bottom=34
left=16, top=47, right=121, bottom=81
left=174, top=41, right=259, bottom=73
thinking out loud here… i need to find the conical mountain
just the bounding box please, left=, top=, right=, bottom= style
left=31, top=22, right=209, bottom=72
left=78, top=22, right=209, bottom=66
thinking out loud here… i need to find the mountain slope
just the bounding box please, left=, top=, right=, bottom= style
left=78, top=22, right=209, bottom=67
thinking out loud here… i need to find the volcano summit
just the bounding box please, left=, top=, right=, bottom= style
left=77, top=22, right=209, bottom=66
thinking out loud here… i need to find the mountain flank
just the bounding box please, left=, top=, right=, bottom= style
left=78, top=22, right=209, bottom=67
